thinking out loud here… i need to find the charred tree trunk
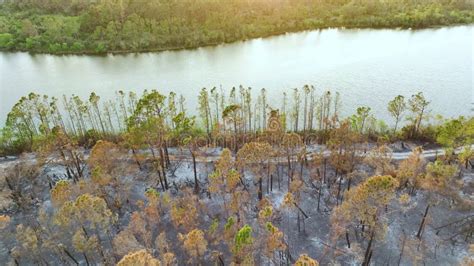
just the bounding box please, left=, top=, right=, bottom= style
left=159, top=148, right=168, bottom=189
left=192, top=151, right=199, bottom=193
left=157, top=167, right=165, bottom=191
left=159, top=147, right=166, bottom=170
left=164, top=141, right=170, bottom=167
left=346, top=231, right=351, bottom=248
left=416, top=204, right=430, bottom=239
left=83, top=253, right=90, bottom=266
left=131, top=148, right=142, bottom=170
left=317, top=184, right=322, bottom=211
left=270, top=174, right=273, bottom=192
left=62, top=248, right=79, bottom=265
left=362, top=230, right=375, bottom=266
left=336, top=175, right=343, bottom=205
left=162, top=165, right=168, bottom=190
left=398, top=231, right=406, bottom=266
left=294, top=203, right=309, bottom=219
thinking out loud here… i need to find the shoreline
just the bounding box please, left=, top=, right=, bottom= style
left=1, top=23, right=472, bottom=57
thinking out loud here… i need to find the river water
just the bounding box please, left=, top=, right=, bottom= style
left=1, top=25, right=473, bottom=125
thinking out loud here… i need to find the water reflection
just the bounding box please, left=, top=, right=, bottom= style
left=0, top=26, right=472, bottom=125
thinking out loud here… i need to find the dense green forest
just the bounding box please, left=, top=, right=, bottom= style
left=0, top=0, right=473, bottom=54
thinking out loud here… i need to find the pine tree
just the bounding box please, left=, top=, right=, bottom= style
left=331, top=175, right=399, bottom=265
left=179, top=229, right=208, bottom=261
left=237, top=142, right=274, bottom=200
left=387, top=95, right=406, bottom=134
left=294, top=253, right=319, bottom=266
left=117, top=249, right=160, bottom=266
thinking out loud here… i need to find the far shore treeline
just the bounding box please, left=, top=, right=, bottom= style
left=0, top=0, right=473, bottom=54
left=1, top=86, right=472, bottom=156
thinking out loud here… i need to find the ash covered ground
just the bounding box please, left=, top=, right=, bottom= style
left=0, top=142, right=472, bottom=265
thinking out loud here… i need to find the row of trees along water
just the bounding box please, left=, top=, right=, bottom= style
left=1, top=85, right=472, bottom=156
left=0, top=0, right=473, bottom=53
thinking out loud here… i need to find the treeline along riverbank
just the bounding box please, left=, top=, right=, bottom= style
left=1, top=86, right=472, bottom=156
left=0, top=0, right=473, bottom=54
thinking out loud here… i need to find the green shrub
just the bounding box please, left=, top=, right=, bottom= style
left=0, top=33, right=13, bottom=48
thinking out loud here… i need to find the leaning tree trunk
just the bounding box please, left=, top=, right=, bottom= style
left=131, top=148, right=142, bottom=170
left=62, top=247, right=79, bottom=265
left=362, top=230, right=375, bottom=266
left=416, top=204, right=430, bottom=239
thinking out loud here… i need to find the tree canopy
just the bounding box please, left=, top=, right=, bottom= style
left=0, top=0, right=472, bottom=54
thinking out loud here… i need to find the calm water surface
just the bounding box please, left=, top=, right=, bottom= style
left=1, top=25, right=473, bottom=125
